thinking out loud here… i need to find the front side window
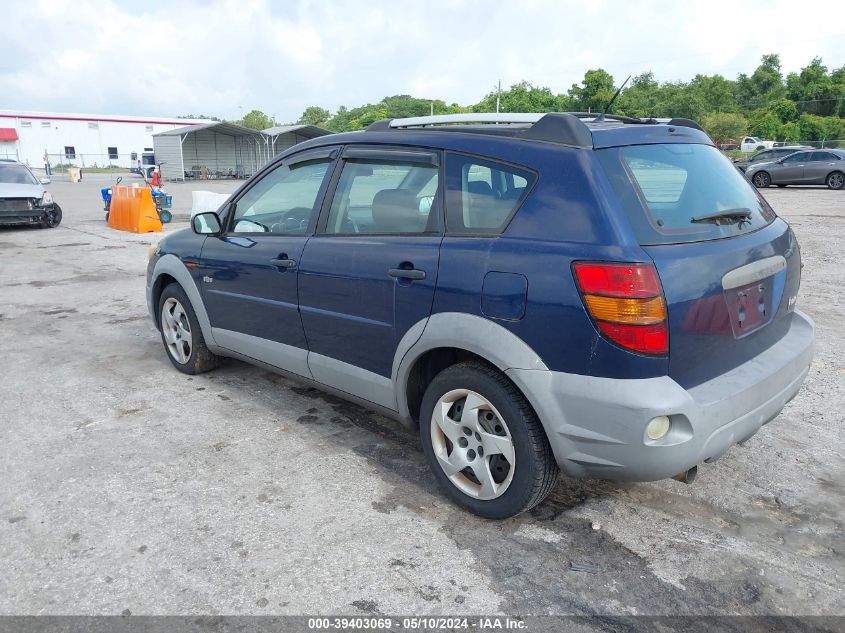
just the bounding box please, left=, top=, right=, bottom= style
left=597, top=143, right=776, bottom=245
left=324, top=159, right=439, bottom=234
left=783, top=152, right=809, bottom=163
left=444, top=154, right=534, bottom=234
left=229, top=158, right=330, bottom=234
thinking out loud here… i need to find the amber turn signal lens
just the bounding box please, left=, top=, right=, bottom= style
left=583, top=294, right=666, bottom=325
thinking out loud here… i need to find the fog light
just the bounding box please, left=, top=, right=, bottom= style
left=646, top=415, right=671, bottom=440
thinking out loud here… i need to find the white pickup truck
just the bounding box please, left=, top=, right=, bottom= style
left=740, top=136, right=775, bottom=153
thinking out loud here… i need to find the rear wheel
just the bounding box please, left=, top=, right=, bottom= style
left=157, top=283, right=221, bottom=374
left=827, top=171, right=844, bottom=190
left=752, top=171, right=771, bottom=188
left=419, top=362, right=558, bottom=519
left=40, top=204, right=62, bottom=228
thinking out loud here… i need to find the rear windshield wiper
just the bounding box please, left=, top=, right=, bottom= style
left=690, top=208, right=753, bottom=224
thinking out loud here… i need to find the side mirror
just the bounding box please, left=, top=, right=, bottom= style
left=40, top=177, right=51, bottom=185
left=192, top=212, right=222, bottom=235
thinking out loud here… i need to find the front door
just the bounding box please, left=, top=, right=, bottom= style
left=200, top=147, right=338, bottom=377
left=773, top=151, right=809, bottom=183
left=298, top=147, right=443, bottom=408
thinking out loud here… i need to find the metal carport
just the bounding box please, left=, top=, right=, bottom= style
left=262, top=125, right=332, bottom=157
left=153, top=122, right=270, bottom=181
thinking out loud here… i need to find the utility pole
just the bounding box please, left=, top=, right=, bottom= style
left=496, top=80, right=501, bottom=113
left=431, top=101, right=434, bottom=116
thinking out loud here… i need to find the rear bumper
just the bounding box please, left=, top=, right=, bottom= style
left=507, top=309, right=814, bottom=481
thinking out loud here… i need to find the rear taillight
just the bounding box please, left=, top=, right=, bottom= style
left=573, top=262, right=668, bottom=355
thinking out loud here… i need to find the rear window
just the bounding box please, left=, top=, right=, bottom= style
left=597, top=144, right=776, bottom=245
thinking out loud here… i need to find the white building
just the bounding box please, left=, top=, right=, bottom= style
left=0, top=110, right=212, bottom=169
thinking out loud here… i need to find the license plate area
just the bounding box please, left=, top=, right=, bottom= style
left=724, top=279, right=774, bottom=339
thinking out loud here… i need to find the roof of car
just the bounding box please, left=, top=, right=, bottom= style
left=293, top=113, right=714, bottom=153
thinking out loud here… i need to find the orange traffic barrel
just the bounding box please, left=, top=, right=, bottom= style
left=108, top=186, right=162, bottom=233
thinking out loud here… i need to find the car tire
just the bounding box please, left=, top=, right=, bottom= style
left=157, top=283, right=222, bottom=375
left=827, top=171, right=844, bottom=190
left=752, top=172, right=771, bottom=188
left=419, top=361, right=558, bottom=519
left=40, top=204, right=62, bottom=228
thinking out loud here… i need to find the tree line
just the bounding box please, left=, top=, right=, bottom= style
left=194, top=54, right=845, bottom=144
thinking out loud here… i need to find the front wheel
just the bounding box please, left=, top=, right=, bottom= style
left=157, top=283, right=222, bottom=374
left=40, top=204, right=62, bottom=228
left=827, top=171, right=844, bottom=190
left=752, top=171, right=771, bottom=188
left=419, top=362, right=558, bottom=519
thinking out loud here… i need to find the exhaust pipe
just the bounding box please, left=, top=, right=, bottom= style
left=672, top=465, right=698, bottom=484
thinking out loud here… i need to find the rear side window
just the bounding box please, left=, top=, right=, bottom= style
left=445, top=153, right=535, bottom=234
left=597, top=144, right=776, bottom=245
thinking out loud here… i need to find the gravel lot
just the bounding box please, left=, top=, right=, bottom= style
left=0, top=174, right=842, bottom=617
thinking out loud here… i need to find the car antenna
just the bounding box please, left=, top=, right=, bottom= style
left=594, top=75, right=631, bottom=123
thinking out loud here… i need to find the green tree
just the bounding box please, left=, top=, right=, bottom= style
left=769, top=98, right=799, bottom=122
left=688, top=74, right=739, bottom=114
left=737, top=54, right=785, bottom=108
left=473, top=81, right=560, bottom=113
left=786, top=58, right=841, bottom=116
left=615, top=72, right=661, bottom=117
left=240, top=109, right=273, bottom=130
left=777, top=122, right=801, bottom=143
left=747, top=108, right=781, bottom=139
left=297, top=106, right=331, bottom=126
left=701, top=112, right=747, bottom=143
left=797, top=113, right=844, bottom=142
left=568, top=69, right=616, bottom=112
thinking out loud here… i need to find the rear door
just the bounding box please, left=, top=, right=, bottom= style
left=199, top=147, right=338, bottom=377
left=806, top=151, right=841, bottom=184
left=298, top=147, right=442, bottom=408
left=597, top=143, right=802, bottom=388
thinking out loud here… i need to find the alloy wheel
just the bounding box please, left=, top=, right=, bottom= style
left=161, top=298, right=193, bottom=364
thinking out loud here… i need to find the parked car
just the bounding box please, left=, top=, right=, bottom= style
left=146, top=112, right=814, bottom=519
left=714, top=138, right=739, bottom=150
left=734, top=146, right=814, bottom=172
left=747, top=149, right=845, bottom=189
left=740, top=136, right=775, bottom=153
left=0, top=159, right=62, bottom=228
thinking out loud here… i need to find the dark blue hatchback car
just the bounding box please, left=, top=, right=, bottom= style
left=147, top=112, right=814, bottom=518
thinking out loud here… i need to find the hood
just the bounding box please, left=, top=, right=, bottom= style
left=0, top=183, right=45, bottom=199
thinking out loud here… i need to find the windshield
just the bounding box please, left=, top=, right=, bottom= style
left=596, top=143, right=776, bottom=245
left=0, top=164, right=39, bottom=185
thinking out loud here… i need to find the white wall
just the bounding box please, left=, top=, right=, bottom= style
left=0, top=113, right=208, bottom=169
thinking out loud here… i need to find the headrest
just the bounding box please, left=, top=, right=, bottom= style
left=371, top=189, right=419, bottom=231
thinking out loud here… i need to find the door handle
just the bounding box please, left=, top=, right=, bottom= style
left=388, top=267, right=426, bottom=280
left=271, top=258, right=297, bottom=269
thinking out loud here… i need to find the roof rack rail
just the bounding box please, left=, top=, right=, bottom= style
left=366, top=112, right=594, bottom=147
left=364, top=112, right=706, bottom=147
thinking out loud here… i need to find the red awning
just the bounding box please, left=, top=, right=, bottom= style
left=0, top=128, right=18, bottom=141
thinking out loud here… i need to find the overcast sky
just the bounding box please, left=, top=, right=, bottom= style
left=2, top=0, right=842, bottom=122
